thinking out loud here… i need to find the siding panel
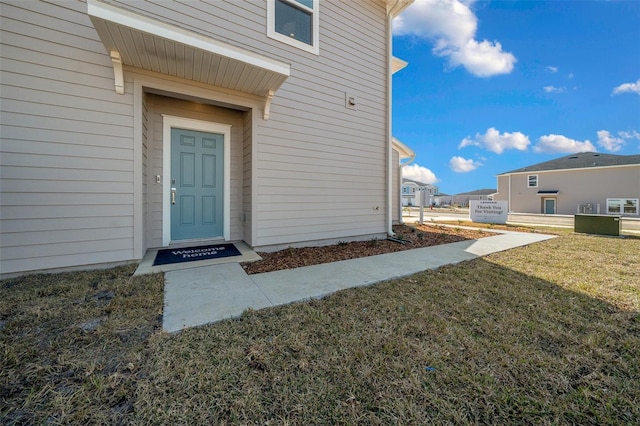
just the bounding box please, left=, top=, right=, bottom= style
left=0, top=1, right=136, bottom=276
left=0, top=0, right=391, bottom=274
left=501, top=167, right=640, bottom=215
left=392, top=150, right=400, bottom=223
left=242, top=109, right=253, bottom=245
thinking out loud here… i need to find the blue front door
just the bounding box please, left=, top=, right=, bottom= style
left=171, top=127, right=224, bottom=241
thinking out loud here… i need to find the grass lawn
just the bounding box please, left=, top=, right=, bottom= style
left=1, top=233, right=639, bottom=425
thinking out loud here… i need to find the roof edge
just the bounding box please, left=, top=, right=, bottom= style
left=385, top=0, right=414, bottom=18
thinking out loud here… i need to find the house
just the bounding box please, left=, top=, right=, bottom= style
left=449, top=189, right=496, bottom=207
left=392, top=137, right=415, bottom=223
left=401, top=179, right=439, bottom=207
left=494, top=152, right=640, bottom=215
left=433, top=193, right=450, bottom=207
left=0, top=0, right=414, bottom=278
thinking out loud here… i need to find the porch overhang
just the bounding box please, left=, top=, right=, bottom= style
left=385, top=0, right=414, bottom=18
left=392, top=137, right=415, bottom=164
left=391, top=56, right=408, bottom=74
left=537, top=190, right=559, bottom=195
left=87, top=0, right=290, bottom=119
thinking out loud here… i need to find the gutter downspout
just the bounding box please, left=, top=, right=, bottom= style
left=386, top=2, right=398, bottom=236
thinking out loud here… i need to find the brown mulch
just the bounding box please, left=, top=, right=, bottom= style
left=241, top=223, right=491, bottom=275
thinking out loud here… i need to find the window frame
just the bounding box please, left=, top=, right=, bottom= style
left=607, top=198, right=639, bottom=215
left=527, top=174, right=538, bottom=188
left=267, top=0, right=319, bottom=55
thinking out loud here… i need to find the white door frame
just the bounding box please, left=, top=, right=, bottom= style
left=162, top=115, right=231, bottom=246
left=543, top=197, right=556, bottom=214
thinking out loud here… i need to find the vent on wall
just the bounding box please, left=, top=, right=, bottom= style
left=345, top=92, right=357, bottom=110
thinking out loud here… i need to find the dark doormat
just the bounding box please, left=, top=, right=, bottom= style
left=153, top=243, right=242, bottom=266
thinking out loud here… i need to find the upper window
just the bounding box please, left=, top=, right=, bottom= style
left=268, top=0, right=319, bottom=55
left=607, top=198, right=639, bottom=215
left=527, top=175, right=538, bottom=188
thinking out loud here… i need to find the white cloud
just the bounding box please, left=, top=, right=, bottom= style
left=449, top=156, right=482, bottom=173
left=533, top=134, right=596, bottom=153
left=596, top=130, right=625, bottom=152
left=568, top=73, right=574, bottom=79
left=394, top=0, right=516, bottom=77
left=544, top=85, right=567, bottom=94
left=546, top=66, right=558, bottom=73
left=612, top=79, right=640, bottom=95
left=619, top=130, right=640, bottom=140
left=402, top=163, right=439, bottom=184
left=459, top=127, right=530, bottom=154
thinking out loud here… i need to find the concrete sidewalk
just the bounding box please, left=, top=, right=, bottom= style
left=162, top=231, right=556, bottom=332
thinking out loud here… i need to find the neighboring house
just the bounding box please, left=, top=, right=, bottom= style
left=433, top=193, right=450, bottom=206
left=0, top=0, right=414, bottom=277
left=449, top=189, right=496, bottom=207
left=494, top=152, right=640, bottom=215
left=401, top=179, right=438, bottom=207
left=392, top=138, right=415, bottom=223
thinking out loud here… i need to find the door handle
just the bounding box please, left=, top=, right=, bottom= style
left=171, top=188, right=176, bottom=205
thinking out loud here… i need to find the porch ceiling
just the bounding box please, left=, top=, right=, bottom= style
left=87, top=0, right=290, bottom=99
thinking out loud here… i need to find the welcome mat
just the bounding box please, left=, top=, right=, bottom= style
left=153, top=243, right=242, bottom=266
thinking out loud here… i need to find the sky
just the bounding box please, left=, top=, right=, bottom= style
left=392, top=0, right=640, bottom=195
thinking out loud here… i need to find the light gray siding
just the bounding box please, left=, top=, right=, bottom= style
left=392, top=149, right=400, bottom=223
left=100, top=0, right=389, bottom=248
left=242, top=109, right=253, bottom=245
left=141, top=94, right=150, bottom=251
left=1, top=0, right=391, bottom=276
left=1, top=0, right=136, bottom=276
left=496, top=166, right=640, bottom=215
left=253, top=1, right=388, bottom=247
left=494, top=175, right=510, bottom=205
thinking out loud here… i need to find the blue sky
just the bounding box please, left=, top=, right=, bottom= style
left=392, top=0, right=640, bottom=195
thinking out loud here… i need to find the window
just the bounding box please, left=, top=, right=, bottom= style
left=607, top=198, right=639, bottom=215
left=527, top=175, right=538, bottom=188
left=268, top=0, right=319, bottom=54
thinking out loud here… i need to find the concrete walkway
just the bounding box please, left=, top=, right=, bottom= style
left=162, top=231, right=556, bottom=332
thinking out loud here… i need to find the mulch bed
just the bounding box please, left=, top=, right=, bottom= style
left=241, top=223, right=489, bottom=274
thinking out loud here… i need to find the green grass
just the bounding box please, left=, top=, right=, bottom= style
left=2, top=234, right=639, bottom=425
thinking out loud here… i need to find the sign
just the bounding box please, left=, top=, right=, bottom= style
left=469, top=200, right=508, bottom=224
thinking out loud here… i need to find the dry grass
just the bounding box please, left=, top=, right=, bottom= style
left=2, top=233, right=639, bottom=425
left=433, top=220, right=574, bottom=236
left=0, top=265, right=164, bottom=425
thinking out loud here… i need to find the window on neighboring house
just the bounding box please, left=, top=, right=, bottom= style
left=528, top=175, right=538, bottom=188
left=268, top=0, right=319, bottom=55
left=402, top=187, right=408, bottom=194
left=607, top=198, right=639, bottom=215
